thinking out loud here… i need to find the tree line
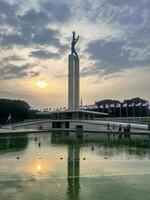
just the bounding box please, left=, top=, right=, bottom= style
left=0, top=99, right=37, bottom=125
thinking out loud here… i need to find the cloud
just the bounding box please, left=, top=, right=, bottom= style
left=19, top=9, right=50, bottom=26
left=32, top=28, right=60, bottom=46
left=0, top=63, right=31, bottom=80
left=29, top=71, right=40, bottom=77
left=1, top=27, right=68, bottom=57
left=0, top=0, right=150, bottom=106
left=41, top=0, right=71, bottom=23
left=2, top=55, right=25, bottom=62
left=1, top=33, right=31, bottom=47
left=0, top=0, right=18, bottom=28
left=1, top=24, right=68, bottom=56
left=30, top=50, right=60, bottom=59
left=0, top=89, right=33, bottom=99
left=84, top=37, right=150, bottom=77
left=86, top=39, right=130, bottom=64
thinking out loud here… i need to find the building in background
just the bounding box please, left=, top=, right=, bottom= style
left=94, top=97, right=149, bottom=117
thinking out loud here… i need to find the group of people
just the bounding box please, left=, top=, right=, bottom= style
left=107, top=123, right=118, bottom=131
left=107, top=123, right=131, bottom=138
left=118, top=124, right=131, bottom=132
left=118, top=124, right=131, bottom=138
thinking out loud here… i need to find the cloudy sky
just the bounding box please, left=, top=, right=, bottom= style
left=0, top=0, right=150, bottom=108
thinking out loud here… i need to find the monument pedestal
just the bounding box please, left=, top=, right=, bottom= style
left=68, top=54, right=79, bottom=110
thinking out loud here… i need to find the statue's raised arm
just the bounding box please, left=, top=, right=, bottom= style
left=71, top=31, right=79, bottom=57
left=75, top=35, right=79, bottom=44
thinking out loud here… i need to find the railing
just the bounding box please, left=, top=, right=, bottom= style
left=96, top=117, right=150, bottom=124
left=2, top=119, right=47, bottom=128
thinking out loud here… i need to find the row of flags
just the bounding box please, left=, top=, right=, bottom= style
left=40, top=107, right=68, bottom=112
left=39, top=102, right=149, bottom=112
left=82, top=102, right=149, bottom=110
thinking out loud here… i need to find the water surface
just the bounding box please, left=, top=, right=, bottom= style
left=0, top=132, right=150, bottom=200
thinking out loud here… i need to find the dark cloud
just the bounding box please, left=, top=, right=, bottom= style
left=1, top=33, right=31, bottom=46
left=0, top=0, right=150, bottom=81
left=32, top=29, right=60, bottom=46
left=84, top=38, right=150, bottom=77
left=81, top=64, right=103, bottom=77
left=0, top=0, right=18, bottom=27
left=2, top=55, right=25, bottom=62
left=1, top=21, right=67, bottom=54
left=42, top=0, right=71, bottom=23
left=108, top=0, right=148, bottom=8
left=19, top=9, right=50, bottom=26
left=29, top=71, right=40, bottom=77
left=1, top=27, right=67, bottom=56
left=81, top=61, right=122, bottom=78
left=86, top=39, right=130, bottom=65
left=30, top=50, right=60, bottom=59
left=0, top=0, right=14, bottom=15
left=0, top=64, right=31, bottom=80
left=0, top=1, right=68, bottom=55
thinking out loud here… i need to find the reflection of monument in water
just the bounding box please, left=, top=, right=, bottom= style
left=67, top=144, right=80, bottom=200
left=51, top=131, right=150, bottom=200
left=51, top=132, right=80, bottom=200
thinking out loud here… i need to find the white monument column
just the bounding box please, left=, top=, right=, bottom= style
left=68, top=31, right=80, bottom=111
left=68, top=54, right=80, bottom=110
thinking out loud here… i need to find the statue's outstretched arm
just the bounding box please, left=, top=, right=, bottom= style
left=75, top=35, right=79, bottom=45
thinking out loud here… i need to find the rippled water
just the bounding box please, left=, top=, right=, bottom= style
left=0, top=131, right=150, bottom=200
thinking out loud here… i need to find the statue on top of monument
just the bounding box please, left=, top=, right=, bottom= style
left=71, top=31, right=79, bottom=57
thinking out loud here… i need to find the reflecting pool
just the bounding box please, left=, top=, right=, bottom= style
left=0, top=132, right=150, bottom=200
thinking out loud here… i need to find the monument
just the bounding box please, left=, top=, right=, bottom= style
left=37, top=32, right=108, bottom=130
left=68, top=31, right=80, bottom=110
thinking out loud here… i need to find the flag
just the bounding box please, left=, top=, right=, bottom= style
left=79, top=105, right=83, bottom=109
left=142, top=102, right=149, bottom=107
left=128, top=103, right=134, bottom=107
left=83, top=105, right=88, bottom=110
left=99, top=105, right=104, bottom=109
left=135, top=102, right=142, bottom=107
left=89, top=104, right=94, bottom=110
left=105, top=104, right=109, bottom=108
left=110, top=103, right=115, bottom=108
left=116, top=103, right=121, bottom=108
left=123, top=103, right=127, bottom=107
left=7, top=113, right=11, bottom=122
left=86, top=105, right=91, bottom=109
left=63, top=106, right=67, bottom=110
left=94, top=104, right=98, bottom=109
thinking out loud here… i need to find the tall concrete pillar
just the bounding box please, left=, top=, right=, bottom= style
left=68, top=54, right=79, bottom=110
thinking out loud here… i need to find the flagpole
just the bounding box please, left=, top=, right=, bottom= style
left=120, top=106, right=121, bottom=118
left=126, top=106, right=128, bottom=117
left=10, top=113, right=12, bottom=129
left=132, top=105, right=135, bottom=117
left=140, top=102, right=142, bottom=117
left=114, top=107, right=115, bottom=117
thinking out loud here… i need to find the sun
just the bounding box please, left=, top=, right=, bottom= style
left=37, top=80, right=47, bottom=89
left=36, top=164, right=42, bottom=172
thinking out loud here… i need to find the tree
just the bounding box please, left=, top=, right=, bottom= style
left=0, top=99, right=33, bottom=124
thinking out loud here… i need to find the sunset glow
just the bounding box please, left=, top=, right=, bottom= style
left=0, top=0, right=150, bottom=108
left=37, top=80, right=48, bottom=89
